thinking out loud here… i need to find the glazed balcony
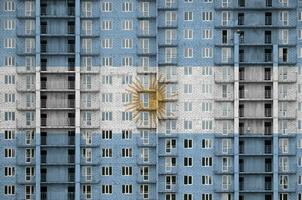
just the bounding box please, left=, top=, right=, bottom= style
left=41, top=80, right=75, bottom=91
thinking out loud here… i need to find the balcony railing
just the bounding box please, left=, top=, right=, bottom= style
left=41, top=118, right=75, bottom=127
left=41, top=99, right=75, bottom=109
left=264, top=145, right=272, bottom=154
left=41, top=81, right=75, bottom=90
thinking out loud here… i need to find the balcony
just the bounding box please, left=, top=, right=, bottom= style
left=40, top=8, right=75, bottom=18
left=41, top=99, right=75, bottom=110
left=40, top=44, right=75, bottom=55
left=40, top=81, right=75, bottom=91
left=41, top=118, right=75, bottom=128
left=158, top=1, right=178, bottom=10
left=41, top=192, right=75, bottom=200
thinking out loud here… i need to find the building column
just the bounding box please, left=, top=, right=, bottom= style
left=233, top=32, right=240, bottom=200
left=272, top=45, right=279, bottom=200
left=75, top=0, right=81, bottom=200
left=35, top=0, right=41, bottom=200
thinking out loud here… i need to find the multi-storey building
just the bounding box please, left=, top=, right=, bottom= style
left=1, top=0, right=302, bottom=200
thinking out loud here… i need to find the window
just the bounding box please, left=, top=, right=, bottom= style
left=184, top=120, right=192, bottom=130
left=202, top=139, right=212, bottom=149
left=184, top=84, right=192, bottom=93
left=122, top=39, right=133, bottom=49
left=122, top=75, right=132, bottom=84
left=102, top=75, right=112, bottom=84
left=101, top=166, right=112, bottom=176
left=184, top=176, right=193, bottom=185
left=122, top=148, right=132, bottom=158
left=122, top=185, right=132, bottom=194
left=201, top=102, right=212, bottom=112
left=201, top=157, right=213, bottom=167
left=4, top=0, right=15, bottom=11
left=280, top=29, right=288, bottom=44
left=122, top=112, right=132, bottom=121
left=4, top=167, right=15, bottom=177
left=202, top=12, right=213, bottom=21
left=203, top=29, right=213, bottom=39
left=101, top=57, right=112, bottom=66
left=184, top=11, right=193, bottom=21
left=4, top=20, right=15, bottom=30
left=102, top=148, right=112, bottom=158
left=82, top=185, right=92, bottom=199
left=101, top=20, right=112, bottom=30
left=184, top=29, right=193, bottom=39
left=222, top=11, right=231, bottom=26
left=122, top=2, right=133, bottom=12
left=165, top=11, right=177, bottom=26
left=101, top=38, right=112, bottom=49
left=279, top=11, right=288, bottom=26
left=201, top=194, right=212, bottom=200
left=4, top=185, right=15, bottom=195
left=122, top=20, right=133, bottom=30
left=122, top=166, right=132, bottom=176
left=222, top=48, right=231, bottom=62
left=184, top=139, right=193, bottom=148
left=201, top=176, right=212, bottom=185
left=82, top=2, right=92, bottom=17
left=122, top=56, right=133, bottom=67
left=102, top=130, right=112, bottom=140
left=184, top=48, right=193, bottom=58
left=5, top=57, right=15, bottom=67
left=280, top=175, right=288, bottom=189
left=102, top=93, right=113, bottom=103
left=4, top=38, right=15, bottom=48
left=4, top=130, right=15, bottom=140
left=5, top=148, right=15, bottom=158
left=202, top=48, right=213, bottom=58
left=202, top=120, right=213, bottom=131
left=101, top=2, right=112, bottom=12
left=101, top=112, right=112, bottom=121
left=184, top=157, right=193, bottom=167
left=102, top=185, right=112, bottom=194
left=122, top=93, right=132, bottom=103
left=184, top=102, right=192, bottom=111
left=4, top=112, right=15, bottom=121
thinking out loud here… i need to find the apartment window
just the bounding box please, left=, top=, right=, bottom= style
left=201, top=157, right=213, bottom=167
left=122, top=2, right=133, bottom=12
left=81, top=20, right=92, bottom=35
left=102, top=75, right=112, bottom=84
left=5, top=148, right=15, bottom=158
left=280, top=29, right=288, bottom=44
left=102, top=130, right=112, bottom=140
left=102, top=57, right=112, bottom=67
left=238, top=13, right=244, bottom=25
left=139, top=20, right=149, bottom=34
left=101, top=2, right=112, bottom=12
left=102, top=148, right=112, bottom=158
left=202, top=120, right=213, bottom=131
left=184, top=11, right=193, bottom=21
left=202, top=48, right=213, bottom=58
left=184, top=84, right=192, bottom=94
left=202, top=102, right=212, bottom=112
left=265, top=12, right=272, bottom=25
left=202, top=139, right=212, bottom=149
left=4, top=130, right=15, bottom=140
left=266, top=0, right=272, bottom=7
left=201, top=176, right=212, bottom=185
left=122, top=39, right=133, bottom=49
left=122, top=112, right=132, bottom=121
left=184, top=139, right=193, bottom=148
left=101, top=38, right=112, bottom=49
left=202, top=194, right=212, bottom=200
left=279, top=47, right=288, bottom=62
left=184, top=176, right=193, bottom=185
left=4, top=19, right=15, bottom=30
left=185, top=0, right=193, bottom=2
left=222, top=12, right=231, bottom=26
left=184, top=29, right=193, bottom=39
left=4, top=185, right=15, bottom=195
left=184, top=67, right=192, bottom=75
left=222, top=176, right=231, bottom=190
left=122, top=166, right=132, bottom=176
left=4, top=0, right=15, bottom=11
left=101, top=166, right=112, bottom=176
left=279, top=11, right=288, bottom=26
left=184, top=157, right=193, bottom=167
left=122, top=148, right=132, bottom=158
left=4, top=167, right=15, bottom=177
left=184, top=48, right=193, bottom=58
left=122, top=93, right=132, bottom=103
left=101, top=20, right=112, bottom=30
left=222, top=139, right=232, bottom=153
left=299, top=193, right=302, bottom=200
left=202, top=12, right=213, bottom=21
left=82, top=185, right=92, bottom=199
left=203, top=29, right=213, bottom=39
left=102, top=185, right=112, bottom=194
left=165, top=47, right=177, bottom=63
left=165, top=29, right=177, bottom=44
left=4, top=38, right=15, bottom=48
left=101, top=112, right=112, bottom=121
left=4, top=112, right=15, bottom=121
left=165, top=11, right=177, bottom=25
left=280, top=175, right=288, bottom=189
left=184, top=102, right=192, bottom=112
left=4, top=57, right=15, bottom=67
left=82, top=2, right=92, bottom=17
left=122, top=20, right=133, bottom=30
left=222, top=48, right=231, bottom=63
left=122, top=185, right=132, bottom=194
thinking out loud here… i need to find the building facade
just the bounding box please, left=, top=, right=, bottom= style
left=0, top=0, right=302, bottom=200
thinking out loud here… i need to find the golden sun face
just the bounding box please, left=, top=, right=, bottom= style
left=126, top=75, right=167, bottom=127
